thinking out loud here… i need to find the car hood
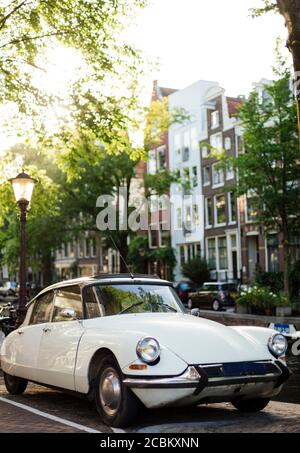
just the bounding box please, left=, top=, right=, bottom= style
left=86, top=313, right=271, bottom=364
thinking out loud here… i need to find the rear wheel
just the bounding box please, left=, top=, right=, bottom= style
left=212, top=299, right=220, bottom=311
left=94, top=354, right=140, bottom=428
left=3, top=372, right=28, bottom=395
left=232, top=398, right=270, bottom=412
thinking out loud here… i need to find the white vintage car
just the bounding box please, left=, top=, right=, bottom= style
left=0, top=275, right=290, bottom=428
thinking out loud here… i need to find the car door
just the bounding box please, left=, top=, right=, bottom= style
left=36, top=285, right=85, bottom=390
left=5, top=291, right=54, bottom=381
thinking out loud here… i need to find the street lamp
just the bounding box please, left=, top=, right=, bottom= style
left=10, top=172, right=37, bottom=325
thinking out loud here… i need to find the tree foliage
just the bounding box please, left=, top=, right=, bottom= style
left=226, top=66, right=300, bottom=297
left=0, top=0, right=147, bottom=112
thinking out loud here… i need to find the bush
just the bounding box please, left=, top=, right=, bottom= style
left=181, top=257, right=210, bottom=286
left=254, top=269, right=284, bottom=293
left=237, top=286, right=289, bottom=310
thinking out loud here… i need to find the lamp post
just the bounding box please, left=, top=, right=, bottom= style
left=10, top=172, right=36, bottom=325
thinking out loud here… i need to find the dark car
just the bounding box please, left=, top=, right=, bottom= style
left=187, top=282, right=239, bottom=311
left=174, top=280, right=196, bottom=305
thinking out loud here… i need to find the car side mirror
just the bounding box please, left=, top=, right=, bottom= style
left=60, top=308, right=76, bottom=320
left=191, top=308, right=201, bottom=317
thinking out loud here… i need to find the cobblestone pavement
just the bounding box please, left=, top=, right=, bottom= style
left=0, top=372, right=300, bottom=433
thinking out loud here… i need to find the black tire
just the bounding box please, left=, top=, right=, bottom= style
left=3, top=372, right=28, bottom=395
left=212, top=299, right=220, bottom=311
left=232, top=398, right=270, bottom=412
left=94, top=354, right=140, bottom=428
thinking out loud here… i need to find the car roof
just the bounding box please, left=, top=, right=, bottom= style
left=26, top=274, right=170, bottom=307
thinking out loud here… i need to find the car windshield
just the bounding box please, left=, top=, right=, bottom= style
left=95, top=283, right=185, bottom=316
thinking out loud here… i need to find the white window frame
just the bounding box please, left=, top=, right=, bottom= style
left=211, top=110, right=219, bottom=129
left=224, top=137, right=231, bottom=150
left=214, top=194, right=226, bottom=227
left=203, top=166, right=210, bottom=186
left=226, top=162, right=234, bottom=180
left=210, top=132, right=223, bottom=151
left=228, top=192, right=237, bottom=225
left=205, top=197, right=213, bottom=228
left=212, top=162, right=224, bottom=188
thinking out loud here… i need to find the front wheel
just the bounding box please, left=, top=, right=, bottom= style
left=232, top=398, right=270, bottom=412
left=3, top=372, right=28, bottom=395
left=94, top=354, right=140, bottom=428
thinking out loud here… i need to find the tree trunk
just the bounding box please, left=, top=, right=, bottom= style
left=42, top=251, right=54, bottom=286
left=118, top=240, right=129, bottom=273
left=277, top=0, right=300, bottom=145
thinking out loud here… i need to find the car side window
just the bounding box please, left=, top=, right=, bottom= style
left=83, top=286, right=101, bottom=319
left=52, top=285, right=83, bottom=322
left=30, top=291, right=54, bottom=325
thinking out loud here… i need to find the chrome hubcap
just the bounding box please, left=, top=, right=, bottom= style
left=213, top=300, right=219, bottom=310
left=99, top=367, right=121, bottom=417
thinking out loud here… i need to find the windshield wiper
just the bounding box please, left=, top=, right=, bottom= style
left=119, top=300, right=178, bottom=314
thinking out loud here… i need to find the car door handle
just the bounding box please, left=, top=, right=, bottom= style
left=43, top=327, right=51, bottom=333
left=17, top=330, right=24, bottom=335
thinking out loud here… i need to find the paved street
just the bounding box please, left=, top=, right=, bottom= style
left=0, top=372, right=299, bottom=433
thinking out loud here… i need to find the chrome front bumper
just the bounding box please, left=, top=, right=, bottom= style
left=123, top=360, right=290, bottom=393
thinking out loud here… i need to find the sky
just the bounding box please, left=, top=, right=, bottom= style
left=124, top=0, right=291, bottom=97
left=0, top=0, right=292, bottom=152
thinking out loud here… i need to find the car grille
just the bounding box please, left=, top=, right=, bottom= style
left=201, top=361, right=279, bottom=379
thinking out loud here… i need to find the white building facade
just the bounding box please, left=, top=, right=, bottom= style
left=168, top=80, right=219, bottom=281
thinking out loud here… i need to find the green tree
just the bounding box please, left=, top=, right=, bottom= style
left=0, top=0, right=147, bottom=112
left=181, top=257, right=210, bottom=286
left=226, top=67, right=300, bottom=298
left=252, top=1, right=300, bottom=144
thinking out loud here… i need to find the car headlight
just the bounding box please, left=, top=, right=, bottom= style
left=268, top=333, right=287, bottom=357
left=136, top=337, right=160, bottom=364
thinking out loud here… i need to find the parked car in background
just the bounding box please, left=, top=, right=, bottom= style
left=174, top=280, right=197, bottom=305
left=187, top=282, right=239, bottom=311
left=0, top=281, right=17, bottom=298
left=0, top=274, right=290, bottom=428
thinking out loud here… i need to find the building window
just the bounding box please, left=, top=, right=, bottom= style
left=211, top=110, right=219, bottom=129
left=246, top=193, right=258, bottom=222
left=231, top=234, right=237, bottom=249
left=210, top=132, right=223, bottom=151
left=69, top=241, right=76, bottom=258
left=215, top=194, right=226, bottom=225
left=205, top=197, right=213, bottom=227
left=160, top=222, right=169, bottom=247
left=267, top=234, right=279, bottom=272
left=85, top=238, right=90, bottom=257
left=218, top=237, right=228, bottom=269
left=208, top=238, right=216, bottom=269
left=180, top=245, right=185, bottom=264
left=157, top=146, right=166, bottom=169
left=176, top=207, right=182, bottom=229
left=226, top=162, right=234, bottom=180
left=149, top=227, right=159, bottom=248
left=148, top=150, right=156, bottom=175
left=91, top=238, right=96, bottom=257
left=203, top=166, right=210, bottom=186
left=78, top=240, right=84, bottom=258
left=193, top=204, right=199, bottom=226
left=202, top=146, right=209, bottom=158
left=185, top=206, right=192, bottom=231
left=63, top=243, right=68, bottom=258
left=224, top=137, right=231, bottom=150
left=212, top=162, right=224, bottom=187
left=192, top=166, right=198, bottom=187
left=228, top=192, right=237, bottom=223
